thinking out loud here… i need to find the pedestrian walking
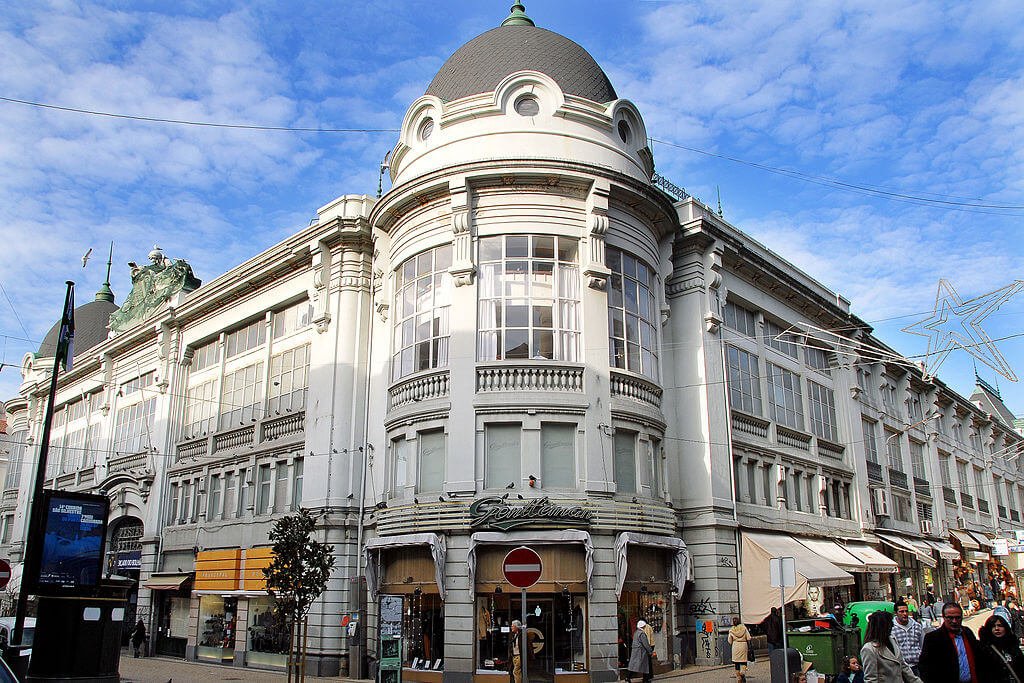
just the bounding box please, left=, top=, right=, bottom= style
left=1007, top=599, right=1024, bottom=640
left=130, top=619, right=147, bottom=658
left=508, top=620, right=522, bottom=683
left=837, top=656, right=865, bottom=683
left=891, top=600, right=925, bottom=675
left=727, top=616, right=751, bottom=683
left=627, top=619, right=654, bottom=683
left=760, top=607, right=783, bottom=652
left=860, top=610, right=922, bottom=683
left=978, top=614, right=1024, bottom=683
left=918, top=601, right=981, bottom=683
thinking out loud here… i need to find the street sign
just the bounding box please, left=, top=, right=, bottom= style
left=769, top=556, right=796, bottom=588
left=503, top=546, right=542, bottom=589
left=0, top=559, right=11, bottom=590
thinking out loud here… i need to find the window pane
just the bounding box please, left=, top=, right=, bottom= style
left=418, top=430, right=446, bottom=493
left=485, top=424, right=521, bottom=489
left=614, top=431, right=637, bottom=493
left=541, top=423, right=575, bottom=488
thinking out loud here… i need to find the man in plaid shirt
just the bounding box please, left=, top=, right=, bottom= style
left=891, top=599, right=925, bottom=675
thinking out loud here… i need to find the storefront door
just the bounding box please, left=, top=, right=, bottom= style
left=522, top=597, right=554, bottom=683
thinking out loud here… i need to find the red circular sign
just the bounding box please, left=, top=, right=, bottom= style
left=0, top=559, right=11, bottom=590
left=502, top=546, right=542, bottom=589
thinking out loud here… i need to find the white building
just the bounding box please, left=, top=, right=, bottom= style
left=2, top=4, right=1022, bottom=680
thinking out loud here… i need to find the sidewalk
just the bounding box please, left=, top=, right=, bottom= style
left=118, top=652, right=766, bottom=683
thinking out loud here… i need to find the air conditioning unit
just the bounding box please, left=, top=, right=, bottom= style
left=873, top=489, right=890, bottom=517
left=920, top=519, right=933, bottom=535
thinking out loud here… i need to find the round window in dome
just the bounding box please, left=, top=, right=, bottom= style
left=419, top=118, right=435, bottom=141
left=617, top=120, right=632, bottom=144
left=514, top=95, right=540, bottom=117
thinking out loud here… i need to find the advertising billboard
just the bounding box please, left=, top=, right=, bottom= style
left=36, top=490, right=109, bottom=591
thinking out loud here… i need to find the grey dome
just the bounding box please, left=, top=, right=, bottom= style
left=38, top=299, right=118, bottom=362
left=426, top=25, right=617, bottom=103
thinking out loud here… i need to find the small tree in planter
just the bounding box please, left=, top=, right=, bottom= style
left=263, top=509, right=335, bottom=683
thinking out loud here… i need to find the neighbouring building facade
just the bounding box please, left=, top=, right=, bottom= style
left=1, top=4, right=1023, bottom=681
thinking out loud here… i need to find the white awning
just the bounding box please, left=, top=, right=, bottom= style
left=875, top=532, right=935, bottom=566
left=924, top=540, right=960, bottom=561
left=467, top=529, right=594, bottom=597
left=796, top=538, right=864, bottom=572
left=364, top=533, right=447, bottom=601
left=740, top=532, right=854, bottom=624
left=968, top=530, right=994, bottom=548
left=906, top=539, right=938, bottom=568
left=839, top=543, right=900, bottom=573
left=950, top=529, right=980, bottom=550
left=614, top=532, right=692, bottom=599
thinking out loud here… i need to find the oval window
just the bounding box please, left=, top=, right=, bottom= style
left=617, top=120, right=632, bottom=144
left=514, top=95, right=540, bottom=117
left=419, top=118, right=434, bottom=141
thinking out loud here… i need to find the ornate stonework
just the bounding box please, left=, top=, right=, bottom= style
left=109, top=247, right=201, bottom=334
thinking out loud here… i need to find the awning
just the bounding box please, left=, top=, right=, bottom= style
left=365, top=533, right=447, bottom=601
left=468, top=530, right=594, bottom=597
left=906, top=539, right=938, bottom=568
left=950, top=529, right=980, bottom=550
left=968, top=530, right=994, bottom=548
left=796, top=538, right=864, bottom=572
left=614, top=532, right=692, bottom=599
left=923, top=540, right=960, bottom=561
left=876, top=532, right=934, bottom=566
left=840, top=543, right=900, bottom=573
left=740, top=531, right=853, bottom=624
left=142, top=573, right=193, bottom=591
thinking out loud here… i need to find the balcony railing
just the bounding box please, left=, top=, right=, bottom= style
left=914, top=477, right=931, bottom=498
left=943, top=486, right=958, bottom=505
left=817, top=440, right=845, bottom=460
left=479, top=364, right=585, bottom=394
left=867, top=461, right=884, bottom=484
left=609, top=371, right=661, bottom=408
left=776, top=426, right=812, bottom=452
left=888, top=469, right=909, bottom=491
left=731, top=411, right=769, bottom=440
left=389, top=370, right=450, bottom=410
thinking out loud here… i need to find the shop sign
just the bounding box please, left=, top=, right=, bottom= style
left=469, top=496, right=594, bottom=531
left=116, top=550, right=142, bottom=569
left=992, top=538, right=1010, bottom=556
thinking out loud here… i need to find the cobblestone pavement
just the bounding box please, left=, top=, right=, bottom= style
left=118, top=653, right=768, bottom=683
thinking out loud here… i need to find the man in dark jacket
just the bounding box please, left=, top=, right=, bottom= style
left=759, top=607, right=783, bottom=652
left=918, top=602, right=983, bottom=682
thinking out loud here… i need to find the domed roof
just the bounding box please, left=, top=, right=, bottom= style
left=38, top=299, right=118, bottom=362
left=425, top=22, right=617, bottom=104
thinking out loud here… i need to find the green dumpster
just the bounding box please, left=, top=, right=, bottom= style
left=785, top=619, right=860, bottom=676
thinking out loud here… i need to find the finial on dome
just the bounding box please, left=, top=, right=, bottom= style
left=95, top=242, right=115, bottom=303
left=501, top=2, right=535, bottom=27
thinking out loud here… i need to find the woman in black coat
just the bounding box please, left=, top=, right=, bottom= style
left=978, top=614, right=1024, bottom=683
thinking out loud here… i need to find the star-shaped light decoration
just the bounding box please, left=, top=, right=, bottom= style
left=902, top=279, right=1024, bottom=382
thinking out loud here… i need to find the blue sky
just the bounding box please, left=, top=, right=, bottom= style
left=0, top=0, right=1022, bottom=416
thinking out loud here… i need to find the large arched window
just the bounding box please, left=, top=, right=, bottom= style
left=392, top=245, right=452, bottom=381
left=606, top=247, right=659, bottom=380
left=477, top=235, right=579, bottom=361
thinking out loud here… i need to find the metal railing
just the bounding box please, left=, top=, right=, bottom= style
left=651, top=173, right=691, bottom=202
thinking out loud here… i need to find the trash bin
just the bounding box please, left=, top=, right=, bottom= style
left=769, top=647, right=802, bottom=683
left=785, top=619, right=858, bottom=676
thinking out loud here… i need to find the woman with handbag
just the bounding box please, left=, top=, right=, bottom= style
left=978, top=614, right=1024, bottom=683
left=728, top=617, right=752, bottom=683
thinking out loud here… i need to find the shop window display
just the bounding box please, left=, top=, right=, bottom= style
left=476, top=592, right=588, bottom=677
left=248, top=596, right=290, bottom=667
left=403, top=592, right=445, bottom=670
left=198, top=595, right=237, bottom=662
left=617, top=589, right=671, bottom=674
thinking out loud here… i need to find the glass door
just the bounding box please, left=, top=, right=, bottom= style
left=523, top=598, right=553, bottom=683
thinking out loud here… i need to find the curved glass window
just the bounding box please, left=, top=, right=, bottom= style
left=392, top=245, right=452, bottom=381
left=478, top=236, right=579, bottom=361
left=606, top=248, right=659, bottom=380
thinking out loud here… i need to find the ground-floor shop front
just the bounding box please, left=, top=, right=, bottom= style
left=365, top=529, right=690, bottom=683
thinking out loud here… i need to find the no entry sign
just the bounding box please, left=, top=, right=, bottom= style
left=0, top=559, right=11, bottom=590
left=502, top=546, right=542, bottom=589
